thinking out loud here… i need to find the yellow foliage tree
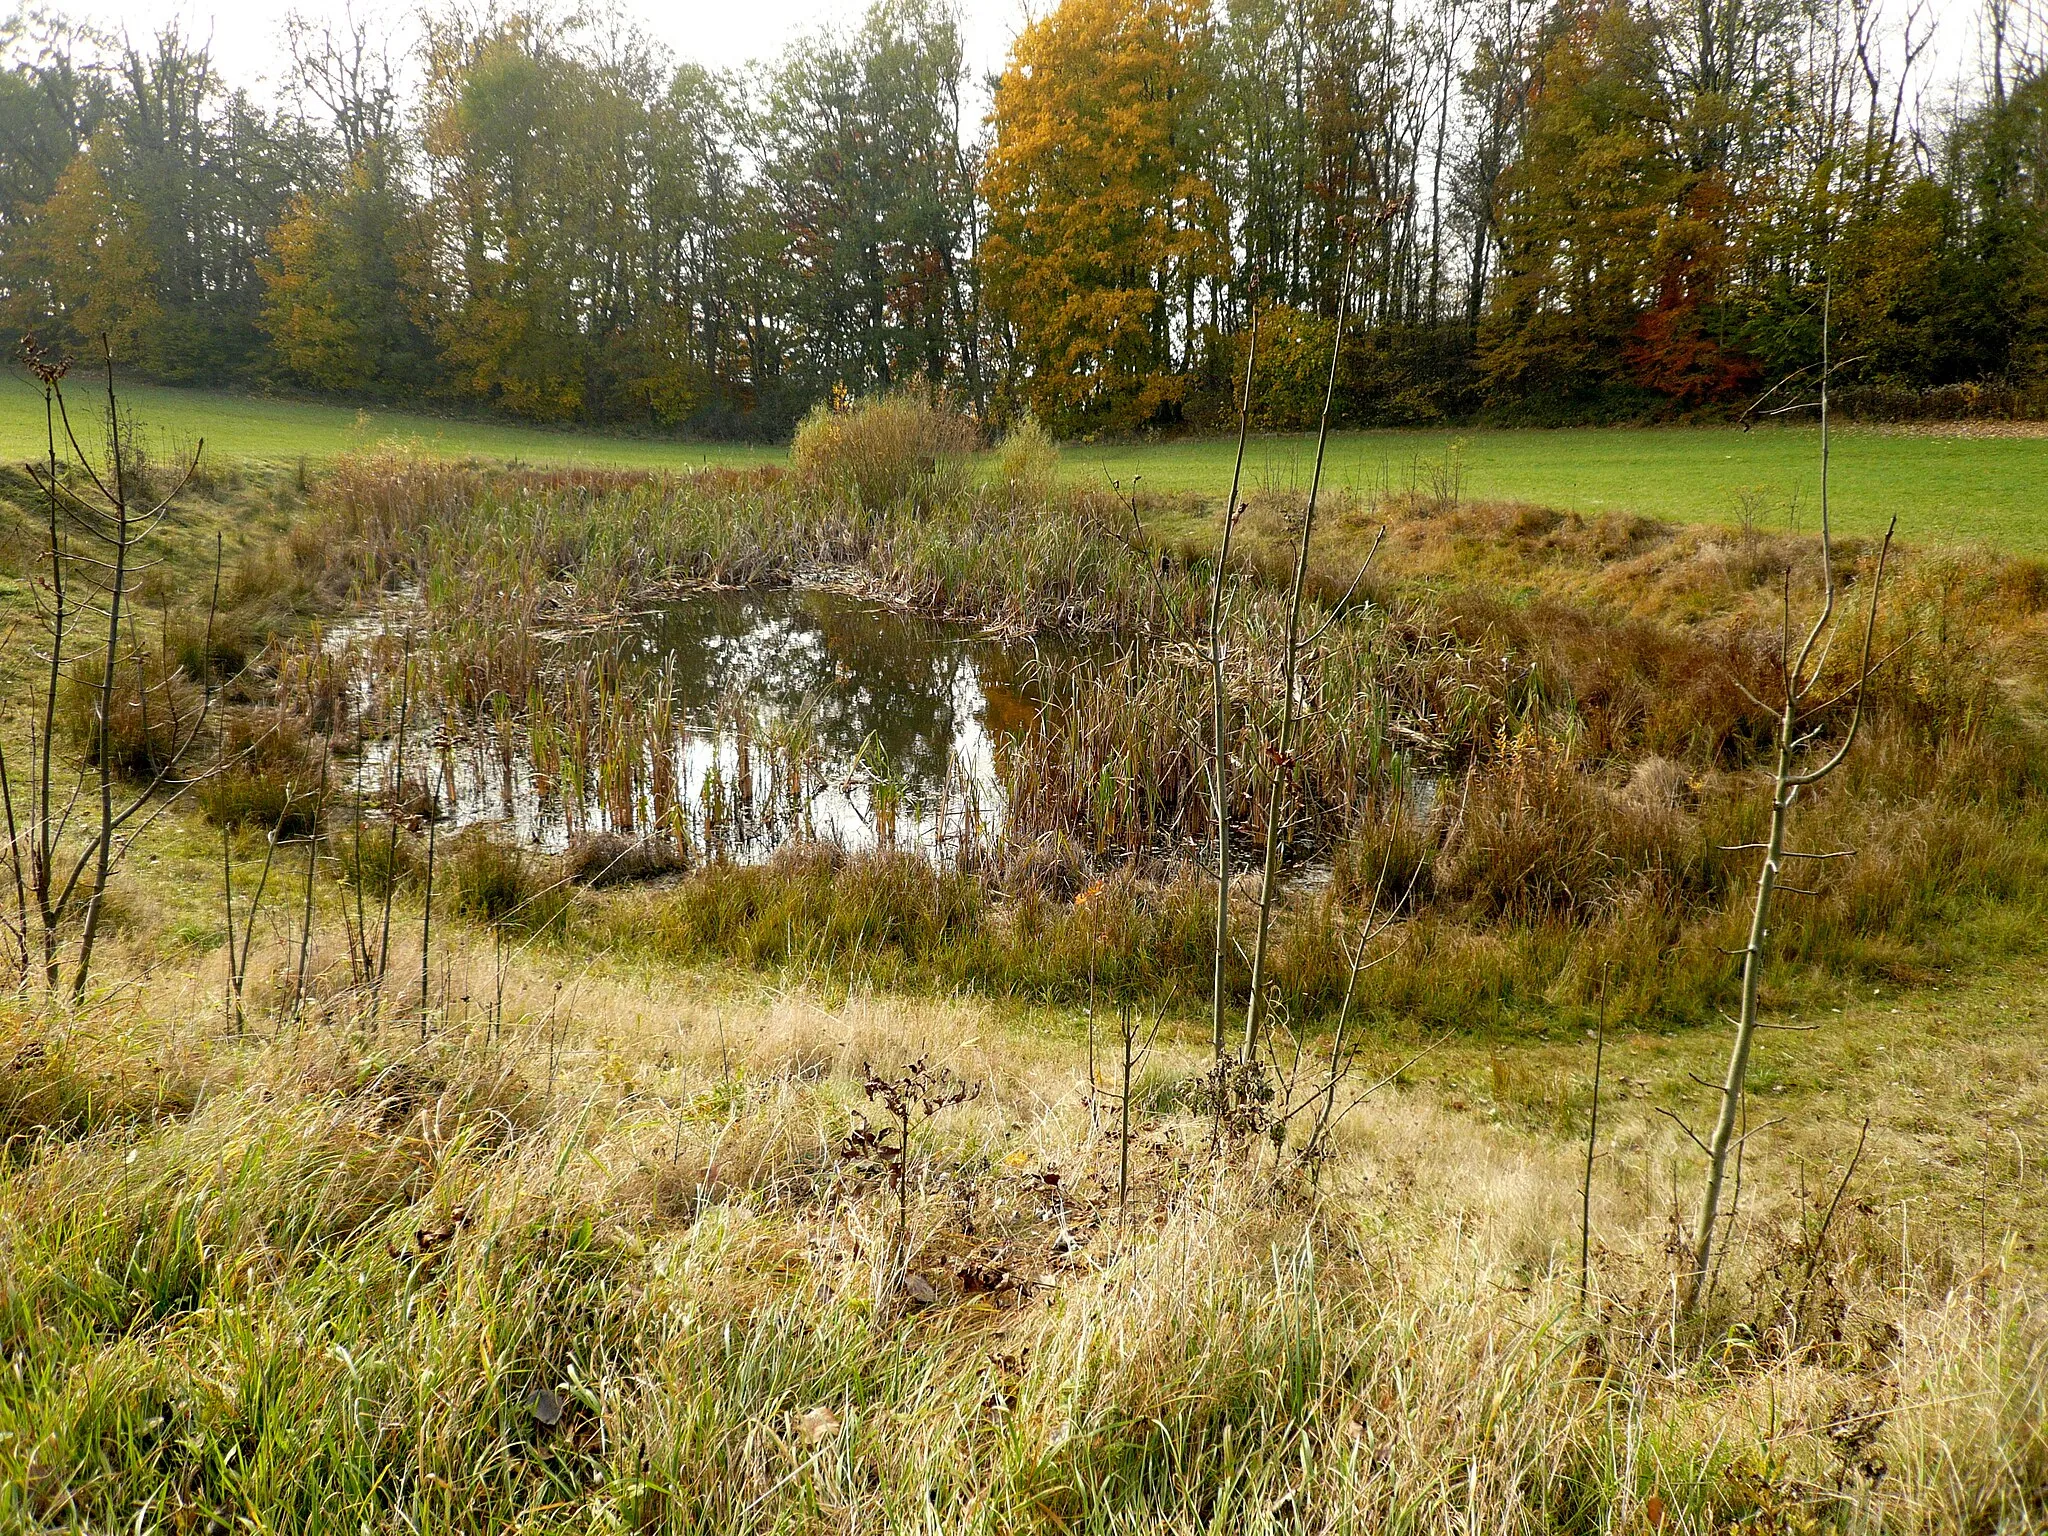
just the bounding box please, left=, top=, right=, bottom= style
left=29, top=143, right=160, bottom=361
left=263, top=156, right=439, bottom=398
left=266, top=195, right=358, bottom=394
left=979, top=0, right=1227, bottom=434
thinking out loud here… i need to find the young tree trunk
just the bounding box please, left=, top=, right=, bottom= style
left=32, top=361, right=68, bottom=992
left=1241, top=267, right=1348, bottom=1059
left=1206, top=308, right=1261, bottom=1069
left=1682, top=300, right=1894, bottom=1315
left=1684, top=730, right=1789, bottom=1309
left=70, top=347, right=135, bottom=1000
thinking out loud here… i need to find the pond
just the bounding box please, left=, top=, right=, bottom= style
left=376, top=587, right=1071, bottom=863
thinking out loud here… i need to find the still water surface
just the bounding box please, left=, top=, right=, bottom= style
left=399, top=587, right=1067, bottom=860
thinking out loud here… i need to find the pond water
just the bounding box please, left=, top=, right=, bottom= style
left=387, top=588, right=1068, bottom=862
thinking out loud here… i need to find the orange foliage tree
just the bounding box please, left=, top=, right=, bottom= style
left=979, top=0, right=1228, bottom=434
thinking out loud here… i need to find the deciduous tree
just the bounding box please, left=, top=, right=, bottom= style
left=980, top=0, right=1228, bottom=432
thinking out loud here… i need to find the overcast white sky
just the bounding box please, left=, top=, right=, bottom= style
left=52, top=0, right=1035, bottom=94
left=37, top=0, right=1995, bottom=126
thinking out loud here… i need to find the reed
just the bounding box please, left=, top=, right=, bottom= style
left=123, top=442, right=2048, bottom=1032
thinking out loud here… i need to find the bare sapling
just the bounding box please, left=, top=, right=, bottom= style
left=1679, top=300, right=1896, bottom=1318
left=347, top=713, right=370, bottom=985
left=1109, top=1001, right=1165, bottom=1242
left=0, top=713, right=27, bottom=985
left=1791, top=1117, right=1870, bottom=1337
left=1205, top=301, right=1261, bottom=1075
left=1288, top=804, right=1426, bottom=1183
left=4, top=337, right=218, bottom=1001
left=419, top=811, right=436, bottom=1041
left=292, top=744, right=330, bottom=1019
left=1241, top=260, right=1365, bottom=1061
left=224, top=811, right=285, bottom=1034
left=1580, top=965, right=1609, bottom=1308
left=374, top=632, right=413, bottom=995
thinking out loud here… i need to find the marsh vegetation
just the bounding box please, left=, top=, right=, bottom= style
left=3, top=378, right=2047, bottom=1532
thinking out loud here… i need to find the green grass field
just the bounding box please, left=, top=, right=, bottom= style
left=6, top=377, right=2045, bottom=550
left=1070, top=423, right=2048, bottom=551
left=0, top=375, right=779, bottom=473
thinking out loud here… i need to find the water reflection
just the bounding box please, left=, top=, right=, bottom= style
left=400, top=588, right=1065, bottom=861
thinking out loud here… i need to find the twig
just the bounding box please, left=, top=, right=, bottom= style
left=1580, top=965, right=1608, bottom=1308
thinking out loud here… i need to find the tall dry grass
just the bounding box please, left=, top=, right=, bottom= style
left=790, top=388, right=981, bottom=511
left=1, top=945, right=2041, bottom=1533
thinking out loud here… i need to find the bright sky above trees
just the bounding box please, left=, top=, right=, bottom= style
left=47, top=0, right=1031, bottom=94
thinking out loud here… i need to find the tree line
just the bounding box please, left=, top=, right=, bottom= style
left=2, top=0, right=2040, bottom=438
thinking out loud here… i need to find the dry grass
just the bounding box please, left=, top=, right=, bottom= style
left=0, top=924, right=2042, bottom=1532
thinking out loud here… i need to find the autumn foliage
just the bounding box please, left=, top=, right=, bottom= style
left=3, top=0, right=2045, bottom=431
left=979, top=0, right=1228, bottom=434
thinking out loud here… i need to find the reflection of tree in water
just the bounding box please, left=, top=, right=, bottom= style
left=581, top=590, right=1056, bottom=801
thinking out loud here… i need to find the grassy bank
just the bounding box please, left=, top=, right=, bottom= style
left=2, top=921, right=2043, bottom=1533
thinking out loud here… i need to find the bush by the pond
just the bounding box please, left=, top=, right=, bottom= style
left=790, top=389, right=979, bottom=511
left=440, top=828, right=533, bottom=924
left=60, top=654, right=204, bottom=781
left=1430, top=733, right=1718, bottom=924
left=562, top=832, right=686, bottom=887
left=332, top=824, right=416, bottom=901
left=994, top=413, right=1059, bottom=501
left=196, top=710, right=327, bottom=834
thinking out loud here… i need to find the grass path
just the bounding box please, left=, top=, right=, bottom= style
left=5, top=376, right=2045, bottom=550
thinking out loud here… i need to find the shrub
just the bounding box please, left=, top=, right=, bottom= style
left=334, top=826, right=417, bottom=900
left=60, top=654, right=204, bottom=780
left=441, top=828, right=535, bottom=923
left=562, top=832, right=685, bottom=887
left=790, top=390, right=979, bottom=511
left=994, top=414, right=1059, bottom=501
left=196, top=710, right=325, bottom=834
left=1331, top=794, right=1437, bottom=911
left=1431, top=734, right=1714, bottom=923
left=0, top=1029, right=199, bottom=1146
left=169, top=613, right=257, bottom=683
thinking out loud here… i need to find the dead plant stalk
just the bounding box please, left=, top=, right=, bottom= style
left=1207, top=303, right=1260, bottom=1070
left=1242, top=265, right=1361, bottom=1060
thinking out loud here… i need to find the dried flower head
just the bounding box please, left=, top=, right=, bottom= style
left=19, top=334, right=71, bottom=387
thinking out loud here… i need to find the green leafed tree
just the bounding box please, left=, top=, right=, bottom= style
left=263, top=152, right=439, bottom=399
left=760, top=0, right=977, bottom=401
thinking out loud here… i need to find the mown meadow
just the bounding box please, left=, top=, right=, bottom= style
left=1, top=384, right=2045, bottom=1533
